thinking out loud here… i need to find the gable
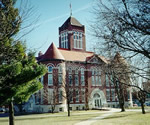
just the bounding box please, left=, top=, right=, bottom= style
left=87, top=55, right=104, bottom=64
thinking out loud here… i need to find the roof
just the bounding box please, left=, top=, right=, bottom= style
left=38, top=43, right=108, bottom=63
left=58, top=48, right=93, bottom=62
left=61, top=16, right=83, bottom=28
left=41, top=43, right=65, bottom=61
left=98, top=55, right=109, bottom=64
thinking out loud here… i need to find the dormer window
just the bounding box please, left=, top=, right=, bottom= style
left=61, top=31, right=68, bottom=49
left=73, top=31, right=83, bottom=49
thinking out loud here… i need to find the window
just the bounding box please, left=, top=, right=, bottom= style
left=48, top=66, right=53, bottom=86
left=81, top=89, right=85, bottom=102
left=69, top=75, right=73, bottom=86
left=111, top=89, right=115, bottom=101
left=92, top=69, right=95, bottom=86
left=76, top=107, right=79, bottom=110
left=106, top=74, right=109, bottom=87
left=69, top=89, right=73, bottom=102
left=59, top=108, right=63, bottom=112
left=40, top=76, right=44, bottom=85
left=48, top=74, right=53, bottom=86
left=40, top=89, right=44, bottom=104
left=58, top=74, right=62, bottom=85
left=95, top=76, right=98, bottom=86
left=58, top=66, right=62, bottom=85
left=106, top=90, right=110, bottom=101
left=48, top=66, right=53, bottom=73
left=92, top=68, right=101, bottom=86
left=98, top=76, right=102, bottom=86
left=75, top=75, right=79, bottom=86
left=110, top=75, right=114, bottom=86
left=61, top=32, right=68, bottom=49
left=92, top=76, right=95, bottom=85
left=94, top=93, right=100, bottom=98
left=68, top=67, right=72, bottom=74
left=48, top=89, right=53, bottom=104
left=75, top=89, right=79, bottom=102
left=73, top=31, right=83, bottom=49
left=80, top=68, right=85, bottom=86
left=79, top=32, right=82, bottom=48
left=35, top=92, right=40, bottom=104
left=59, top=90, right=63, bottom=103
left=68, top=67, right=72, bottom=86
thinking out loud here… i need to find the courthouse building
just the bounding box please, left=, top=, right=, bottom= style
left=24, top=16, right=132, bottom=112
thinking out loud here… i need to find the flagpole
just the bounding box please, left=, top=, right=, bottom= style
left=70, top=3, right=72, bottom=16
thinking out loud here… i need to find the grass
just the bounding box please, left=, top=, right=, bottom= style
left=0, top=110, right=104, bottom=125
left=92, top=111, right=150, bottom=125
left=127, top=106, right=150, bottom=109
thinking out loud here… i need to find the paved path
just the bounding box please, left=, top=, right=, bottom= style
left=74, top=109, right=119, bottom=125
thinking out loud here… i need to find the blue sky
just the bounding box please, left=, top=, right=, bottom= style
left=16, top=0, right=96, bottom=55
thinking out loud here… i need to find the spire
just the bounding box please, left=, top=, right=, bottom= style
left=42, top=42, right=64, bottom=60
left=70, top=2, right=72, bottom=16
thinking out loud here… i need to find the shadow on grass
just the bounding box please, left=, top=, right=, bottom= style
left=103, top=112, right=150, bottom=120
left=0, top=113, right=98, bottom=123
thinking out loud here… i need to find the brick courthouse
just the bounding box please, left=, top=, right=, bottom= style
left=24, top=16, right=133, bottom=112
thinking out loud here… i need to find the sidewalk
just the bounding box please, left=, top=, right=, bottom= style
left=74, top=109, right=119, bottom=125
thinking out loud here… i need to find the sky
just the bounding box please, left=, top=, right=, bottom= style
left=16, top=0, right=97, bottom=55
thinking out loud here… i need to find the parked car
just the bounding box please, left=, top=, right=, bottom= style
left=145, top=102, right=150, bottom=106
left=0, top=107, right=6, bottom=113
left=133, top=103, right=138, bottom=107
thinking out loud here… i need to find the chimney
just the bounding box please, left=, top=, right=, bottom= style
left=38, top=51, right=43, bottom=57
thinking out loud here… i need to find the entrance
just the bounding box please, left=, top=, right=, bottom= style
left=94, top=93, right=102, bottom=108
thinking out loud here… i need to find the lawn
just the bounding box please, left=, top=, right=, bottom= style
left=0, top=110, right=104, bottom=125
left=92, top=111, right=150, bottom=125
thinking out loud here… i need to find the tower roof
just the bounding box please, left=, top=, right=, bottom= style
left=113, top=52, right=128, bottom=65
left=61, top=16, right=83, bottom=28
left=41, top=42, right=65, bottom=61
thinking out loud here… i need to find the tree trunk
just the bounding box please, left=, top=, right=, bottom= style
left=141, top=102, right=145, bottom=114
left=67, top=102, right=70, bottom=117
left=51, top=106, right=54, bottom=114
left=120, top=103, right=125, bottom=112
left=18, top=103, right=22, bottom=113
left=9, top=101, right=15, bottom=125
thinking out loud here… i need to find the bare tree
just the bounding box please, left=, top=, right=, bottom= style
left=42, top=84, right=58, bottom=113
left=61, top=76, right=73, bottom=117
left=91, top=0, right=150, bottom=58
left=106, top=53, right=131, bottom=112
left=91, top=0, right=150, bottom=82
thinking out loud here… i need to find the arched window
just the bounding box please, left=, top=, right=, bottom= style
left=61, top=32, right=68, bottom=49
left=73, top=31, right=83, bottom=49
left=94, top=93, right=100, bottom=98
left=48, top=66, right=53, bottom=86
left=58, top=65, right=62, bottom=85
